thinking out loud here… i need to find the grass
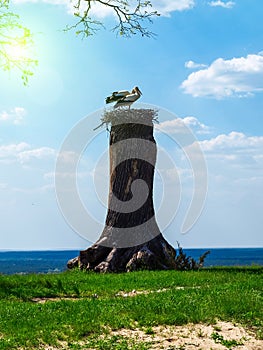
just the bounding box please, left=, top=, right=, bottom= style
left=0, top=267, right=262, bottom=349
left=211, top=332, right=244, bottom=348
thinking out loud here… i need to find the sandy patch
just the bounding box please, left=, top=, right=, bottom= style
left=28, top=294, right=262, bottom=349
left=115, top=286, right=200, bottom=298
left=31, top=297, right=80, bottom=304
left=31, top=287, right=195, bottom=303
left=111, top=321, right=262, bottom=349
left=31, top=321, right=262, bottom=349
left=30, top=294, right=98, bottom=303
left=115, top=288, right=170, bottom=297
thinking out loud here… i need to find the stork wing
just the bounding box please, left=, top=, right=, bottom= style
left=122, top=93, right=140, bottom=102
left=105, top=90, right=130, bottom=104
left=114, top=90, right=130, bottom=95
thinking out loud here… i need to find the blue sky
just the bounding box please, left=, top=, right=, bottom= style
left=0, top=0, right=263, bottom=250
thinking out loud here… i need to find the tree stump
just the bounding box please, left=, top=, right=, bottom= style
left=67, top=109, right=176, bottom=272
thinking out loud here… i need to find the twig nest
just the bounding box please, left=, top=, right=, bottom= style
left=94, top=108, right=159, bottom=130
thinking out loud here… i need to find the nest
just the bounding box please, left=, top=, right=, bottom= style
left=94, top=108, right=159, bottom=131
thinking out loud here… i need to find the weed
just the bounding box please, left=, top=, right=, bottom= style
left=213, top=325, right=222, bottom=332
left=211, top=332, right=244, bottom=348
left=86, top=335, right=151, bottom=349
left=197, top=328, right=205, bottom=338
left=256, top=328, right=263, bottom=340
left=144, top=326, right=154, bottom=335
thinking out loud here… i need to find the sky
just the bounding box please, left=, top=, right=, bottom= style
left=0, top=0, right=263, bottom=250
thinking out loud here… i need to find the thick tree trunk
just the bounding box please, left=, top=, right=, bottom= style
left=67, top=109, right=176, bottom=272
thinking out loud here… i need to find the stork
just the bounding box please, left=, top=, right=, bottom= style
left=105, top=86, right=142, bottom=109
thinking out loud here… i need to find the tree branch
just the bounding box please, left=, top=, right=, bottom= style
left=67, top=0, right=160, bottom=38
left=0, top=2, right=37, bottom=85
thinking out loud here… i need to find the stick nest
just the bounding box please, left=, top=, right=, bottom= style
left=94, top=108, right=159, bottom=131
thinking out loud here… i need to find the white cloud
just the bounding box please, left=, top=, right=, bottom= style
left=159, top=124, right=263, bottom=183
left=185, top=60, right=208, bottom=69
left=13, top=0, right=118, bottom=18
left=0, top=142, right=56, bottom=164
left=182, top=130, right=263, bottom=214
left=151, top=0, right=195, bottom=16
left=208, top=1, right=235, bottom=9
left=13, top=0, right=195, bottom=17
left=200, top=132, right=263, bottom=152
left=13, top=0, right=68, bottom=4
left=158, top=116, right=211, bottom=135
left=197, top=132, right=263, bottom=175
left=18, top=147, right=56, bottom=163
left=181, top=54, right=263, bottom=98
left=59, top=0, right=114, bottom=18
left=0, top=143, right=30, bottom=162
left=57, top=151, right=80, bottom=165
left=183, top=117, right=212, bottom=134
left=0, top=107, right=27, bottom=125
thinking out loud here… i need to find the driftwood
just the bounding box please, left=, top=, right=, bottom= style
left=67, top=109, right=209, bottom=272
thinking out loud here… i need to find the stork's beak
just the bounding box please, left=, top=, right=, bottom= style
left=137, top=87, right=142, bottom=95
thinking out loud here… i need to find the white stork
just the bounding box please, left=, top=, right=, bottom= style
left=105, top=86, right=142, bottom=109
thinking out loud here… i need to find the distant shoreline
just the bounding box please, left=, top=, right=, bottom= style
left=0, top=248, right=262, bottom=275
left=1, top=246, right=263, bottom=252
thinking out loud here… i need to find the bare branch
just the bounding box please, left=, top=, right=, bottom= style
left=68, top=0, right=160, bottom=38
left=0, top=0, right=158, bottom=84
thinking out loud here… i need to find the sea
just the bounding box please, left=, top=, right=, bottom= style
left=0, top=248, right=262, bottom=275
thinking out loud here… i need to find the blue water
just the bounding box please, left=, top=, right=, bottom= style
left=0, top=250, right=79, bottom=275
left=0, top=248, right=262, bottom=275
left=185, top=248, right=263, bottom=268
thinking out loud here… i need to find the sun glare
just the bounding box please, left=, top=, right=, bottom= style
left=6, top=42, right=28, bottom=61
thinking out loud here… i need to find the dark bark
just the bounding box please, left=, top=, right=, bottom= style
left=67, top=109, right=210, bottom=272
left=67, top=109, right=178, bottom=272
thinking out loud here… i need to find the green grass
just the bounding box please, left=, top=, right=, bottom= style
left=0, top=267, right=262, bottom=349
left=211, top=332, right=244, bottom=348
